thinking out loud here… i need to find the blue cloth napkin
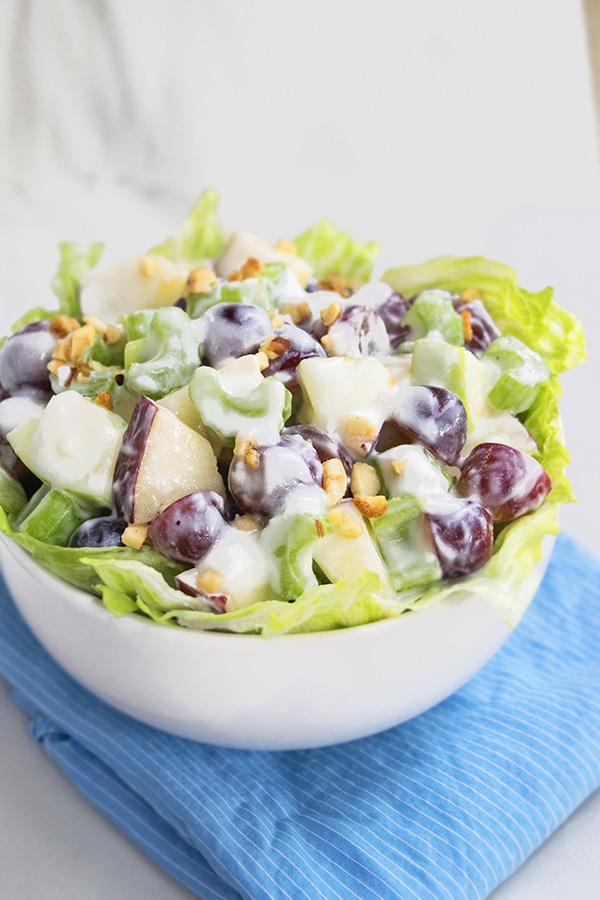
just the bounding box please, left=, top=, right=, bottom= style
left=1, top=532, right=600, bottom=900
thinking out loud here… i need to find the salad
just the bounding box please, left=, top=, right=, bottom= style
left=0, top=191, right=586, bottom=635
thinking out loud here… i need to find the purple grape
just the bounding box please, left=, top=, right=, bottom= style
left=262, top=323, right=326, bottom=392
left=390, top=385, right=468, bottom=465
left=69, top=516, right=127, bottom=548
left=147, top=491, right=227, bottom=564
left=455, top=300, right=501, bottom=354
left=321, top=305, right=390, bottom=357
left=426, top=499, right=493, bottom=579
left=456, top=442, right=552, bottom=523
left=199, top=303, right=271, bottom=367
left=0, top=321, right=56, bottom=397
left=228, top=432, right=323, bottom=517
left=376, top=291, right=413, bottom=349
left=284, top=423, right=353, bottom=479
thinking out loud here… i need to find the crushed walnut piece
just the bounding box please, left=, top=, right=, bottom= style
left=53, top=323, right=96, bottom=363
left=93, top=390, right=113, bottom=411
left=121, top=523, right=149, bottom=550
left=233, top=514, right=261, bottom=533
left=259, top=335, right=290, bottom=360
left=280, top=301, right=311, bottom=325
left=460, top=308, right=473, bottom=342
left=317, top=274, right=362, bottom=298
left=320, top=300, right=343, bottom=328
left=186, top=267, right=217, bottom=296
left=351, top=462, right=380, bottom=498
left=234, top=436, right=260, bottom=468
left=50, top=316, right=81, bottom=338
left=322, top=458, right=347, bottom=508
left=353, top=495, right=388, bottom=519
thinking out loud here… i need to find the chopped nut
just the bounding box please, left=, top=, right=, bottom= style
left=275, top=239, right=297, bottom=255
left=240, top=257, right=264, bottom=279
left=104, top=325, right=123, bottom=346
left=186, top=266, right=217, bottom=295
left=460, top=308, right=473, bottom=342
left=234, top=436, right=260, bottom=468
left=138, top=257, right=158, bottom=279
left=391, top=458, right=407, bottom=477
left=83, top=315, right=108, bottom=335
left=233, top=514, right=261, bottom=533
left=93, top=390, right=113, bottom=411
left=460, top=287, right=483, bottom=302
left=317, top=274, right=362, bottom=298
left=259, top=335, right=290, bottom=359
left=320, top=300, right=343, bottom=328
left=351, top=462, right=380, bottom=498
left=280, top=301, right=312, bottom=325
left=327, top=508, right=364, bottom=539
left=47, top=358, right=66, bottom=376
left=342, top=416, right=378, bottom=457
left=196, top=568, right=224, bottom=594
left=121, top=523, right=149, bottom=550
left=255, top=350, right=270, bottom=371
left=54, top=324, right=96, bottom=363
left=50, top=315, right=81, bottom=338
left=73, top=361, right=92, bottom=381
left=227, top=269, right=243, bottom=282
left=353, top=495, right=388, bottom=519
left=322, top=458, right=347, bottom=508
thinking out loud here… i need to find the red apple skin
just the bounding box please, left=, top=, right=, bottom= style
left=113, top=395, right=158, bottom=523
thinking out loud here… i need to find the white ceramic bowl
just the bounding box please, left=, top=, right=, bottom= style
left=0, top=534, right=550, bottom=750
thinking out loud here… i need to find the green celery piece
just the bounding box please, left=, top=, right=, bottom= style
left=261, top=512, right=332, bottom=601
left=51, top=242, right=104, bottom=319
left=483, top=335, right=550, bottom=414
left=15, top=488, right=106, bottom=547
left=149, top=189, right=228, bottom=265
left=403, top=290, right=465, bottom=346
left=124, top=306, right=200, bottom=399
left=370, top=494, right=442, bottom=592
left=293, top=219, right=380, bottom=280
left=189, top=366, right=292, bottom=446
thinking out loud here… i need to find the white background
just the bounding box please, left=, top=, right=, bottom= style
left=1, top=1, right=599, bottom=897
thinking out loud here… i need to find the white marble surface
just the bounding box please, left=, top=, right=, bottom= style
left=1, top=1, right=599, bottom=895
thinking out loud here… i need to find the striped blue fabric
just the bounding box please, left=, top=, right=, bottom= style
left=1, top=531, right=599, bottom=900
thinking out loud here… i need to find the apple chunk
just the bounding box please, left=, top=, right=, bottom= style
left=113, top=395, right=224, bottom=524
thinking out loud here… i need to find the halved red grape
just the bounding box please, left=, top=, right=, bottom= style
left=426, top=498, right=493, bottom=579
left=390, top=385, right=468, bottom=465
left=262, top=323, right=326, bottom=392
left=322, top=305, right=390, bottom=357
left=284, top=423, right=353, bottom=478
left=376, top=291, right=413, bottom=349
left=456, top=442, right=551, bottom=522
left=199, top=303, right=271, bottom=368
left=0, top=321, right=56, bottom=398
left=455, top=299, right=501, bottom=355
left=228, top=433, right=323, bottom=517
left=147, top=491, right=227, bottom=564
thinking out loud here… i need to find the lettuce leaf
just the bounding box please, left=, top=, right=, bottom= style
left=293, top=219, right=380, bottom=281
left=0, top=507, right=183, bottom=594
left=51, top=242, right=104, bottom=320
left=149, top=189, right=228, bottom=265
